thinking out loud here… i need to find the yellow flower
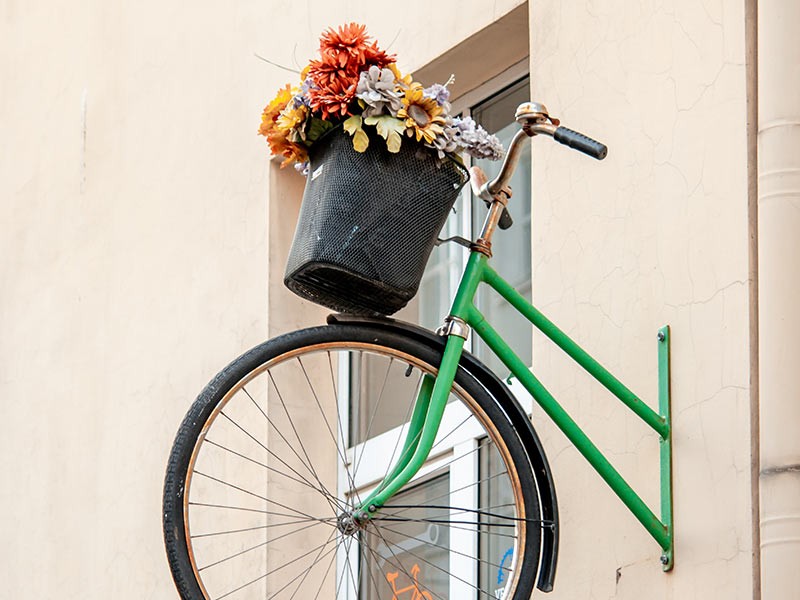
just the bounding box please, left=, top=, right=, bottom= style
left=277, top=102, right=308, bottom=134
left=397, top=84, right=445, bottom=144
left=259, top=84, right=294, bottom=137
left=388, top=63, right=414, bottom=90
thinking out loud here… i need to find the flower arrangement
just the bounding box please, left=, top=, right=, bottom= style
left=259, top=23, right=504, bottom=171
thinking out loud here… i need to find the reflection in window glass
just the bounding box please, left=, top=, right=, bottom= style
left=349, top=351, right=421, bottom=447
left=478, top=437, right=516, bottom=599
left=471, top=78, right=532, bottom=375
left=361, top=475, right=450, bottom=600
left=349, top=352, right=461, bottom=447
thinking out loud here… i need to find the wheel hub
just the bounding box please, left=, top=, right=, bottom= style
left=337, top=512, right=364, bottom=536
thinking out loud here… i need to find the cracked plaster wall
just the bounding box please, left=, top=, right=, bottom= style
left=529, top=1, right=752, bottom=598
left=0, top=1, right=527, bottom=599
left=1, top=0, right=754, bottom=597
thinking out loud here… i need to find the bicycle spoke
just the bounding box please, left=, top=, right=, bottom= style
left=266, top=371, right=344, bottom=512
left=382, top=469, right=510, bottom=519
left=202, top=438, right=339, bottom=507
left=188, top=501, right=336, bottom=522
left=297, top=356, right=362, bottom=506
left=198, top=520, right=322, bottom=572
left=382, top=503, right=536, bottom=524
left=340, top=534, right=361, bottom=600
left=242, top=384, right=342, bottom=515
left=370, top=373, right=423, bottom=498
left=327, top=350, right=364, bottom=509
left=310, top=541, right=339, bottom=600
left=430, top=411, right=476, bottom=452
left=353, top=355, right=395, bottom=477
left=192, top=518, right=322, bottom=539
left=192, top=470, right=331, bottom=525
left=215, top=536, right=334, bottom=600
left=377, top=522, right=514, bottom=574
left=364, top=524, right=451, bottom=600
left=358, top=538, right=395, bottom=600
left=267, top=529, right=338, bottom=600
left=219, top=411, right=338, bottom=510
left=369, top=523, right=497, bottom=600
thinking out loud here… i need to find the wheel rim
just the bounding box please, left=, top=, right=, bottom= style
left=181, top=340, right=531, bottom=600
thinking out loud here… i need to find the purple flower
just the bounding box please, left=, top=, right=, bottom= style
left=423, top=83, right=451, bottom=106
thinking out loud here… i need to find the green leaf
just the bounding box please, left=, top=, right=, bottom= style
left=385, top=129, right=402, bottom=153
left=352, top=128, right=369, bottom=152
left=364, top=115, right=406, bottom=149
left=364, top=115, right=405, bottom=153
left=343, top=115, right=369, bottom=152
left=343, top=115, right=363, bottom=135
left=305, top=117, right=333, bottom=143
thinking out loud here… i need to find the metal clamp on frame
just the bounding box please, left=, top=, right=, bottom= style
left=435, top=315, right=470, bottom=340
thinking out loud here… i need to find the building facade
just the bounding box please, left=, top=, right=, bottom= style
left=2, top=1, right=797, bottom=598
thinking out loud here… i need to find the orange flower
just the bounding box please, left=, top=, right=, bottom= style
left=317, top=23, right=393, bottom=70
left=308, top=78, right=358, bottom=120
left=258, top=83, right=308, bottom=166
left=258, top=84, right=294, bottom=137
left=307, top=23, right=395, bottom=120
left=268, top=129, right=308, bottom=167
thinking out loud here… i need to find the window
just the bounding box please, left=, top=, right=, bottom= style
left=344, top=73, right=533, bottom=600
left=418, top=75, right=533, bottom=375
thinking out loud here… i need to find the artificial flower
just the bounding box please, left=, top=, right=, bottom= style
left=277, top=103, right=309, bottom=137
left=356, top=66, right=403, bottom=117
left=397, top=84, right=446, bottom=144
left=317, top=23, right=393, bottom=72
left=308, top=78, right=358, bottom=120
left=258, top=24, right=505, bottom=168
left=258, top=84, right=294, bottom=138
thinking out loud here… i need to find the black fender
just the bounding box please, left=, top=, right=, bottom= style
left=328, top=313, right=559, bottom=593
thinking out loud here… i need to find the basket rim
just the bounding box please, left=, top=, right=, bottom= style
left=309, top=121, right=470, bottom=181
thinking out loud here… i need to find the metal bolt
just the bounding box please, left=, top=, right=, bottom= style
left=368, top=504, right=377, bottom=513
left=660, top=554, right=669, bottom=565
left=657, top=331, right=666, bottom=342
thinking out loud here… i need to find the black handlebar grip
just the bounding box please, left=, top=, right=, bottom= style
left=554, top=126, right=608, bottom=160
left=498, top=208, right=513, bottom=230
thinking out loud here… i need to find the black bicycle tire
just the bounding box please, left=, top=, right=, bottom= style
left=163, top=324, right=541, bottom=600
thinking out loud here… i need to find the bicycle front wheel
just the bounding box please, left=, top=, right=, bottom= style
left=164, top=324, right=541, bottom=600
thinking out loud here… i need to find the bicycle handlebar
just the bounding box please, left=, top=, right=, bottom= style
left=473, top=102, right=608, bottom=209
left=553, top=126, right=608, bottom=160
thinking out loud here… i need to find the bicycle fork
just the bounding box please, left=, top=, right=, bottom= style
left=355, top=251, right=488, bottom=518
left=354, top=332, right=466, bottom=517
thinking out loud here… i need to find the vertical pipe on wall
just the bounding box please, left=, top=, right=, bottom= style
left=745, top=0, right=760, bottom=595
left=758, top=3, right=800, bottom=598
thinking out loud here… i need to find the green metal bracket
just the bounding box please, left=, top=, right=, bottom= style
left=658, top=325, right=674, bottom=571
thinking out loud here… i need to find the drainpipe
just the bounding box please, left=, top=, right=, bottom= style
left=758, top=2, right=800, bottom=598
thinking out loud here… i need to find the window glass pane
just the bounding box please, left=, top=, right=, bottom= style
left=361, top=475, right=450, bottom=600
left=349, top=352, right=420, bottom=447
left=416, top=193, right=467, bottom=329
left=478, top=438, right=516, bottom=598
left=349, top=352, right=462, bottom=447
left=471, top=78, right=532, bottom=374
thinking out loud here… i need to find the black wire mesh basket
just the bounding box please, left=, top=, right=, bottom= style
left=285, top=126, right=469, bottom=315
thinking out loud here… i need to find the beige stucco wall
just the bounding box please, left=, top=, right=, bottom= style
left=529, top=1, right=754, bottom=598
left=0, top=2, right=527, bottom=599
left=2, top=1, right=759, bottom=599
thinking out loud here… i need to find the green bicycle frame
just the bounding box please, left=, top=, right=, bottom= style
left=358, top=250, right=674, bottom=570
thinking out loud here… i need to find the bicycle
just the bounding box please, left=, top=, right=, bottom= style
left=163, top=102, right=673, bottom=600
